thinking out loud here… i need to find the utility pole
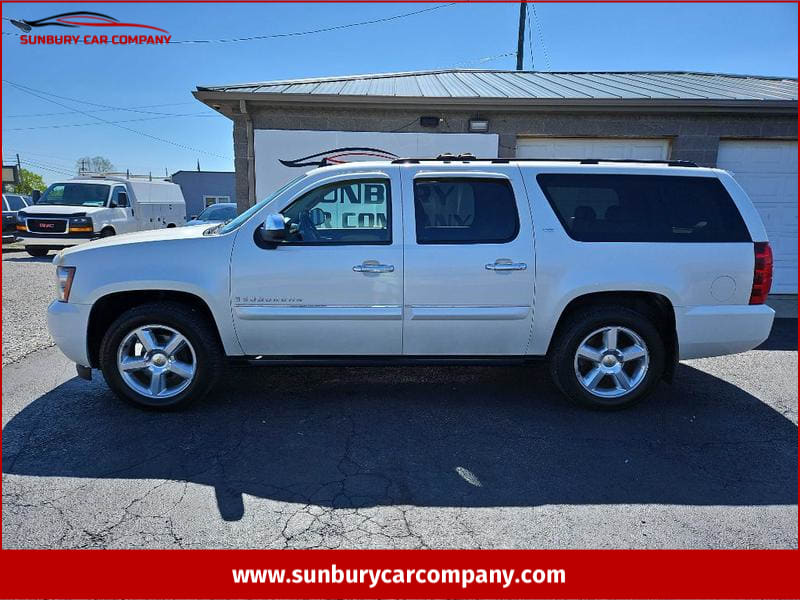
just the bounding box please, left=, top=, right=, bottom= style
left=516, top=2, right=527, bottom=71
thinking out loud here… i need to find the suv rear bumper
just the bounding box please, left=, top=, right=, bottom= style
left=47, top=300, right=92, bottom=367
left=676, top=304, right=775, bottom=360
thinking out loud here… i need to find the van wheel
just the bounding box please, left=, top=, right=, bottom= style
left=25, top=246, right=49, bottom=257
left=99, top=302, right=224, bottom=410
left=166, top=223, right=176, bottom=228
left=100, top=228, right=115, bottom=237
left=549, top=306, right=664, bottom=410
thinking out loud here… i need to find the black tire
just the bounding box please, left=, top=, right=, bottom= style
left=98, top=301, right=224, bottom=410
left=25, top=246, right=49, bottom=257
left=549, top=306, right=665, bottom=410
left=100, top=228, right=115, bottom=237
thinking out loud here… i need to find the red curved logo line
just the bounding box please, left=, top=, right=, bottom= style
left=55, top=15, right=169, bottom=33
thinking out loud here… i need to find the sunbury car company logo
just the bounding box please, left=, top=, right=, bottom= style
left=13, top=11, right=171, bottom=46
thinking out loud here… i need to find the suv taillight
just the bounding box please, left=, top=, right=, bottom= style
left=749, top=242, right=773, bottom=305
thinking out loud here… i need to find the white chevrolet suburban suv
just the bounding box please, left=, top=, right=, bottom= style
left=47, top=157, right=775, bottom=410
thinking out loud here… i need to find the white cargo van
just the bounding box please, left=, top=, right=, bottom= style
left=15, top=175, right=186, bottom=257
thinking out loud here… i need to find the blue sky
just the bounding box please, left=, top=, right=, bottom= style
left=2, top=2, right=797, bottom=183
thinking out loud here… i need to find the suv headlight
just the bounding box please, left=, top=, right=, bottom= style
left=68, top=216, right=93, bottom=233
left=16, top=212, right=27, bottom=224
left=56, top=266, right=76, bottom=302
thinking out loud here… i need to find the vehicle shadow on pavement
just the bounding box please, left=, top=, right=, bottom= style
left=756, top=318, right=797, bottom=351
left=2, top=256, right=53, bottom=263
left=3, top=360, right=797, bottom=522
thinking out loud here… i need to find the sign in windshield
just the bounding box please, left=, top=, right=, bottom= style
left=39, top=183, right=110, bottom=207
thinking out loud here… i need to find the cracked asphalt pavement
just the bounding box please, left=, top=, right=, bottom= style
left=2, top=251, right=798, bottom=549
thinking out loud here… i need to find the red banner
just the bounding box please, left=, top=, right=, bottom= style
left=0, top=549, right=799, bottom=598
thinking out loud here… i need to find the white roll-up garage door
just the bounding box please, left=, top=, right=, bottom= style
left=516, top=137, right=670, bottom=160
left=717, top=140, right=798, bottom=294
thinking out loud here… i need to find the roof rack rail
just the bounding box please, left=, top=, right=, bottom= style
left=75, top=170, right=172, bottom=181
left=391, top=157, right=698, bottom=167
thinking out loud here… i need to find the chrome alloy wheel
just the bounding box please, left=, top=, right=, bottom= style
left=573, top=326, right=649, bottom=399
left=116, top=324, right=196, bottom=400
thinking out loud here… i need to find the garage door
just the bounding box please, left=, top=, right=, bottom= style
left=717, top=140, right=798, bottom=294
left=516, top=137, right=670, bottom=160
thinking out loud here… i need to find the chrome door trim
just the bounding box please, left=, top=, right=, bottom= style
left=234, top=305, right=403, bottom=321
left=407, top=306, right=530, bottom=321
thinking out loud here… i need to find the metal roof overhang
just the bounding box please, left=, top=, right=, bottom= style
left=193, top=90, right=798, bottom=116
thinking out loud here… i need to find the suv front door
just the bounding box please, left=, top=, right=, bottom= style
left=401, top=167, right=535, bottom=355
left=229, top=170, right=403, bottom=356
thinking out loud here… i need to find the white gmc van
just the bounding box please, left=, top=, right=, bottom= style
left=16, top=175, right=186, bottom=257
left=46, top=157, right=775, bottom=410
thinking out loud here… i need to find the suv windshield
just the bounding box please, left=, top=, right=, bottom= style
left=39, top=183, right=110, bottom=207
left=218, top=176, right=305, bottom=234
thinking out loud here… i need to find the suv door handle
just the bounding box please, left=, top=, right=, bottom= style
left=353, top=263, right=395, bottom=274
left=485, top=261, right=527, bottom=271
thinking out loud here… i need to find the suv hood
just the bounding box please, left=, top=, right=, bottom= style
left=21, top=205, right=108, bottom=216
left=56, top=224, right=213, bottom=262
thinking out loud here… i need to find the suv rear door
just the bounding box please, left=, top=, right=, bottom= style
left=401, top=166, right=535, bottom=355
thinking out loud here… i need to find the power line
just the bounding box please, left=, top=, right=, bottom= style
left=168, top=3, right=456, bottom=44
left=16, top=158, right=75, bottom=177
left=5, top=112, right=217, bottom=132
left=529, top=3, right=552, bottom=71
left=2, top=82, right=205, bottom=117
left=449, top=51, right=516, bottom=69
left=5, top=102, right=196, bottom=119
left=3, top=147, right=77, bottom=166
left=3, top=80, right=231, bottom=160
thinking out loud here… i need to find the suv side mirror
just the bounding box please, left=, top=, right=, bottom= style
left=258, top=213, right=287, bottom=244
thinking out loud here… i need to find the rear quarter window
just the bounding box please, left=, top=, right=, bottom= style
left=536, top=174, right=751, bottom=243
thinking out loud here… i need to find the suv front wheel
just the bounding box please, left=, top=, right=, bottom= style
left=99, top=302, right=223, bottom=409
left=549, top=306, right=665, bottom=410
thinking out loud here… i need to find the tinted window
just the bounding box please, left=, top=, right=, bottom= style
left=414, top=178, right=519, bottom=244
left=5, top=195, right=25, bottom=211
left=281, top=179, right=390, bottom=244
left=537, top=174, right=751, bottom=243
left=197, top=204, right=236, bottom=221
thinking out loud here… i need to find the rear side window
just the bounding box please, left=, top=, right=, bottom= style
left=537, top=174, right=751, bottom=243
left=414, top=178, right=519, bottom=244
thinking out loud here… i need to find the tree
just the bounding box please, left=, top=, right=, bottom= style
left=76, top=156, right=114, bottom=174
left=12, top=168, right=46, bottom=195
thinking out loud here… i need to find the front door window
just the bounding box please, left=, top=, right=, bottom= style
left=281, top=179, right=391, bottom=244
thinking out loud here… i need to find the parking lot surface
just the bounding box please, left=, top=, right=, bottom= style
left=2, top=251, right=797, bottom=549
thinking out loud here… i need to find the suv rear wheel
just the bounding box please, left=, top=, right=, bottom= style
left=98, top=302, right=223, bottom=409
left=549, top=306, right=665, bottom=410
